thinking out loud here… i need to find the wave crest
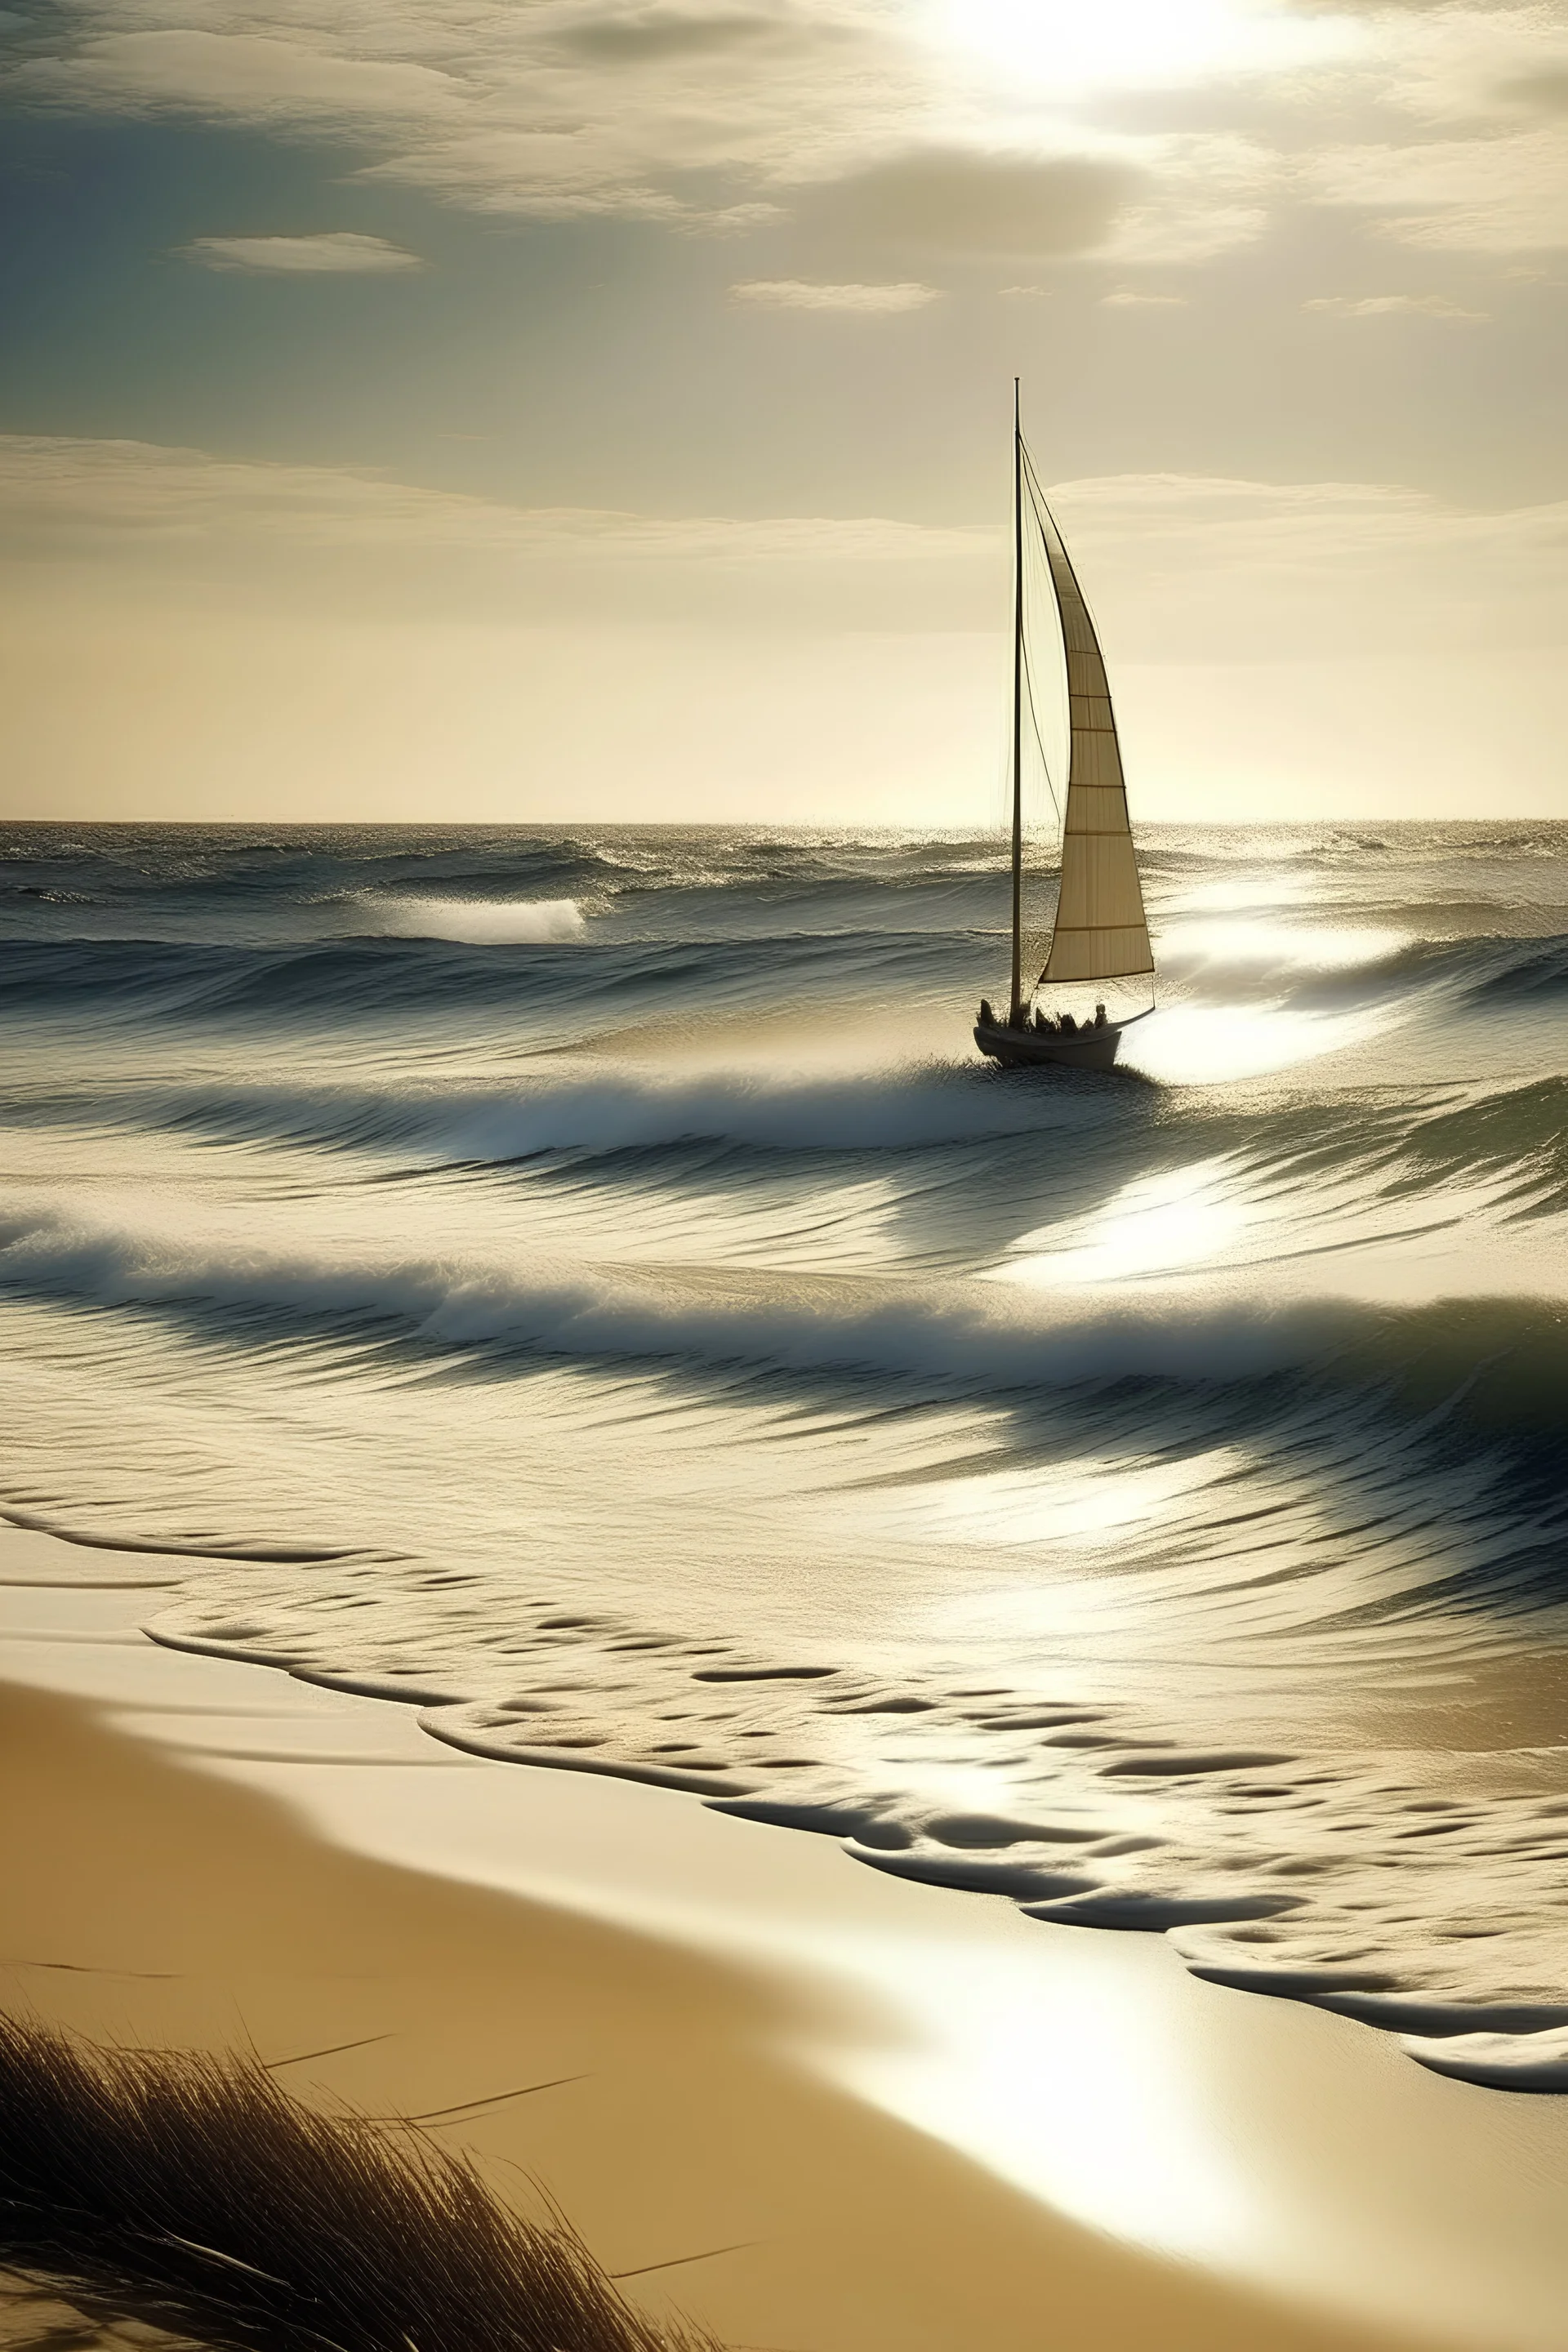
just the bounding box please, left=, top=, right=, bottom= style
left=366, top=896, right=586, bottom=944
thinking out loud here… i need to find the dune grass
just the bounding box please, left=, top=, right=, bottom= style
left=0, top=2014, right=724, bottom=2352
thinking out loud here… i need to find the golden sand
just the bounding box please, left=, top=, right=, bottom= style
left=0, top=1674, right=1426, bottom=2352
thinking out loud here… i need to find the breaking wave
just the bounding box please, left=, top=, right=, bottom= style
left=4, top=817, right=1568, bottom=2091
left=364, top=894, right=587, bottom=944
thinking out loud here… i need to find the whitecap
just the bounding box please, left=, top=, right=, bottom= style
left=366, top=896, right=586, bottom=944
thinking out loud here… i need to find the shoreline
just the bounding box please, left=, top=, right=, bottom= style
left=7, top=1521, right=1568, bottom=2350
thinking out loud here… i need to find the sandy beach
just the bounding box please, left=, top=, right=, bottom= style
left=9, top=1520, right=1568, bottom=2352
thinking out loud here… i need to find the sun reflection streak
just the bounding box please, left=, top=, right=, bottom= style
left=1164, top=919, right=1409, bottom=971
left=826, top=1927, right=1258, bottom=2262
left=1163, top=875, right=1319, bottom=915
left=915, top=1446, right=1251, bottom=1549
left=995, top=1155, right=1253, bottom=1284
left=1128, top=1001, right=1383, bottom=1084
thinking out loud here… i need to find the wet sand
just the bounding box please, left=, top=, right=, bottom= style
left=6, top=1523, right=1568, bottom=2352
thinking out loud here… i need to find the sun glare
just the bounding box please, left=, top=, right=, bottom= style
left=928, top=0, right=1355, bottom=97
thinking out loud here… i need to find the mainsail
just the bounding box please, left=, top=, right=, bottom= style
left=1032, top=497, right=1154, bottom=988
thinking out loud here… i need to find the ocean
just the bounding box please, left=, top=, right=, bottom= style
left=2, top=820, right=1566, bottom=2087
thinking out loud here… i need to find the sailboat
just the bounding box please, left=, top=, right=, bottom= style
left=974, top=385, right=1156, bottom=1073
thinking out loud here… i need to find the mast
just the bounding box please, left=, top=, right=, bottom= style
left=1009, top=377, right=1024, bottom=1023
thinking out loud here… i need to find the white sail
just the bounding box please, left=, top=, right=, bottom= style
left=1035, top=503, right=1154, bottom=987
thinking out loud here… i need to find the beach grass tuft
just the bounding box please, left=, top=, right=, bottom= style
left=0, top=2014, right=724, bottom=2352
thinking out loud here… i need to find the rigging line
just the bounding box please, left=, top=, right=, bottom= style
left=1020, top=637, right=1062, bottom=831
left=1018, top=437, right=1058, bottom=534
left=1014, top=436, right=1062, bottom=829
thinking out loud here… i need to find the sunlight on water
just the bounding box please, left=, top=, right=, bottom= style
left=909, top=1447, right=1250, bottom=1551
left=1161, top=875, right=1319, bottom=915
left=1125, top=1000, right=1387, bottom=1083
left=834, top=1929, right=1256, bottom=2261
left=5, top=821, right=1568, bottom=2092
left=1165, top=919, right=1409, bottom=972
left=995, top=1155, right=1251, bottom=1282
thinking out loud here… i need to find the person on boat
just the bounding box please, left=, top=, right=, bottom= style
left=1094, top=1003, right=1107, bottom=1028
left=1035, top=1008, right=1056, bottom=1034
left=1059, top=1010, right=1077, bottom=1033
left=978, top=998, right=995, bottom=1027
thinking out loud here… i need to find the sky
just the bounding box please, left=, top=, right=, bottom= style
left=2, top=0, right=1566, bottom=824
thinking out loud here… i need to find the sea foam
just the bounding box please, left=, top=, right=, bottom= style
left=7, top=818, right=1568, bottom=2098
left=367, top=895, right=586, bottom=944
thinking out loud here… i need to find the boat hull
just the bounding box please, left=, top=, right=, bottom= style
left=974, top=1018, right=1121, bottom=1072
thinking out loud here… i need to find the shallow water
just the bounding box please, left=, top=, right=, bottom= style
left=3, top=819, right=1568, bottom=2087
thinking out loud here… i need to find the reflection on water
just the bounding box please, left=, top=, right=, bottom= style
left=997, top=1156, right=1251, bottom=1281
left=837, top=1923, right=1254, bottom=2260
left=1163, top=916, right=1408, bottom=970
left=1127, top=1001, right=1383, bottom=1084
left=2, top=821, right=1568, bottom=2085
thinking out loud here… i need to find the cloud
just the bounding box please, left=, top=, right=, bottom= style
left=0, top=434, right=977, bottom=559
left=4, top=439, right=1566, bottom=825
left=553, top=7, right=777, bottom=62
left=1293, top=7, right=1568, bottom=249
left=178, top=231, right=427, bottom=274
left=0, top=433, right=998, bottom=631
left=1502, top=64, right=1568, bottom=110
left=728, top=278, right=939, bottom=310
left=1036, top=470, right=1568, bottom=658
left=1303, top=291, right=1486, bottom=316
left=1100, top=287, right=1189, bottom=307
left=7, top=0, right=1566, bottom=283
left=6, top=4, right=917, bottom=227
left=15, top=28, right=460, bottom=127
left=799, top=145, right=1138, bottom=259
left=1311, top=123, right=1568, bottom=250
left=1089, top=129, right=1277, bottom=265
left=4, top=435, right=1566, bottom=667
left=4, top=4, right=1165, bottom=255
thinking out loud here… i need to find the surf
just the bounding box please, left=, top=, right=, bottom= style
left=2, top=816, right=1567, bottom=2088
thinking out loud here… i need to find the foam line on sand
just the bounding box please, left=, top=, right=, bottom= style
left=5, top=1526, right=1568, bottom=2352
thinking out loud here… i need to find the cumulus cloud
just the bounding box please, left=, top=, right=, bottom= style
left=179, top=231, right=427, bottom=273
left=728, top=278, right=939, bottom=310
